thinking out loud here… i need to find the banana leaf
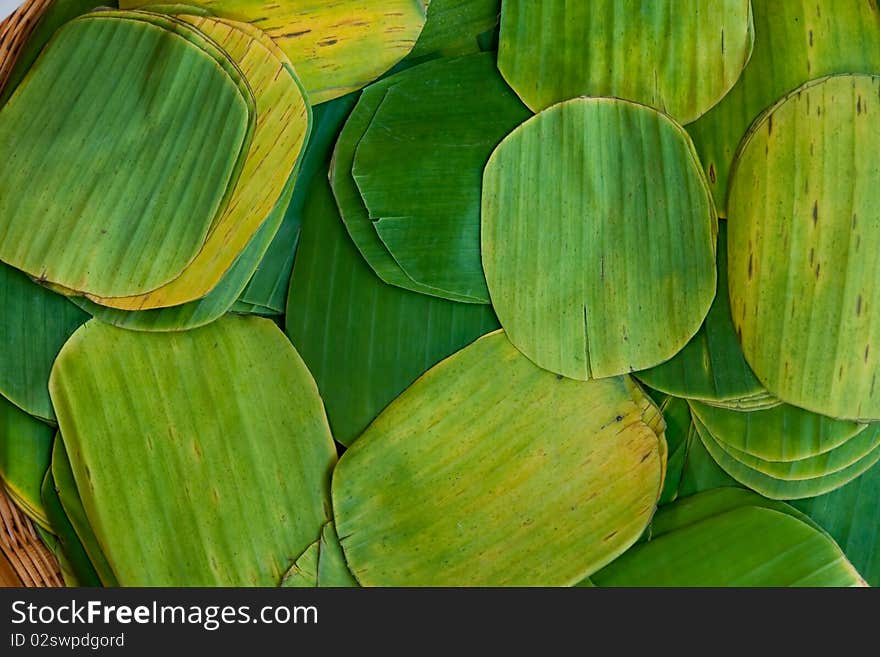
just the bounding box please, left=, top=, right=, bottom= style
left=0, top=0, right=115, bottom=106
left=332, top=331, right=665, bottom=586
left=689, top=400, right=866, bottom=462
left=793, top=459, right=880, bottom=586
left=35, top=526, right=79, bottom=587
left=49, top=316, right=337, bottom=585
left=351, top=53, right=530, bottom=303
left=482, top=97, right=717, bottom=380
left=676, top=423, right=739, bottom=499
left=712, top=423, right=880, bottom=481
left=687, top=0, right=880, bottom=215
left=281, top=522, right=357, bottom=587
left=636, top=222, right=771, bottom=407
left=593, top=493, right=864, bottom=586
left=89, top=13, right=310, bottom=311
left=408, top=0, right=499, bottom=59
left=648, top=487, right=825, bottom=538
left=0, top=395, right=53, bottom=529
left=285, top=166, right=498, bottom=446
left=41, top=468, right=102, bottom=587
left=728, top=74, right=880, bottom=421
left=51, top=438, right=118, bottom=586
left=0, top=11, right=255, bottom=297
left=238, top=94, right=358, bottom=315
left=331, top=57, right=488, bottom=303
left=118, top=0, right=430, bottom=104
left=0, top=261, right=88, bottom=421
left=695, top=416, right=880, bottom=499
left=497, top=0, right=754, bottom=121
left=70, top=183, right=292, bottom=331
left=658, top=396, right=691, bottom=505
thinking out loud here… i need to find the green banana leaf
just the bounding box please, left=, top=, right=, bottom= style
left=351, top=53, right=530, bottom=303
left=118, top=0, right=430, bottom=104
left=71, top=186, right=292, bottom=331
left=648, top=487, right=825, bottom=538
left=332, top=331, right=665, bottom=586
left=49, top=316, right=337, bottom=585
left=88, top=12, right=310, bottom=312
left=689, top=400, right=866, bottom=462
left=331, top=57, right=487, bottom=303
left=687, top=0, right=880, bottom=215
left=35, top=526, right=79, bottom=587
left=658, top=396, right=691, bottom=505
left=497, top=0, right=754, bottom=121
left=793, top=459, right=880, bottom=586
left=285, top=166, right=498, bottom=446
left=238, top=94, right=358, bottom=315
left=0, top=262, right=88, bottom=421
left=0, top=12, right=254, bottom=297
left=481, top=97, right=717, bottom=380
left=0, top=395, right=53, bottom=529
left=636, top=222, right=770, bottom=407
left=41, top=468, right=102, bottom=587
left=676, top=423, right=739, bottom=499
left=711, top=423, right=880, bottom=481
left=408, top=0, right=499, bottom=59
left=0, top=0, right=116, bottom=106
left=51, top=438, right=118, bottom=586
left=728, top=74, right=880, bottom=421
left=593, top=493, right=864, bottom=586
left=281, top=522, right=358, bottom=587
left=695, top=416, right=880, bottom=499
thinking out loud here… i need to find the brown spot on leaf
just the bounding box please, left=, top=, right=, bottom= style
left=768, top=114, right=773, bottom=134
left=748, top=253, right=753, bottom=279
left=809, top=30, right=813, bottom=46
left=857, top=295, right=863, bottom=316
left=809, top=248, right=814, bottom=265
left=708, top=163, right=716, bottom=184
left=866, top=345, right=871, bottom=362
left=815, top=263, right=821, bottom=278
left=858, top=95, right=862, bottom=114
left=813, top=201, right=818, bottom=225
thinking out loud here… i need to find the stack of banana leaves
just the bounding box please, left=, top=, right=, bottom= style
left=0, top=0, right=879, bottom=588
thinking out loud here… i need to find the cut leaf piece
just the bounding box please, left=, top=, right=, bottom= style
left=50, top=316, right=337, bottom=586
left=352, top=53, right=530, bottom=303
left=636, top=222, right=769, bottom=406
left=239, top=94, right=358, bottom=315
left=677, top=423, right=739, bottom=499
left=593, top=501, right=864, bottom=586
left=41, top=468, right=102, bottom=587
left=281, top=522, right=358, bottom=587
left=71, top=189, right=290, bottom=331
left=687, top=0, right=880, bottom=214
left=0, top=395, right=53, bottom=530
left=51, top=438, right=117, bottom=587
left=658, top=396, right=691, bottom=505
left=713, top=422, right=880, bottom=481
left=118, top=0, right=430, bottom=103
left=793, top=459, right=880, bottom=586
left=0, top=262, right=89, bottom=421
left=497, top=0, right=754, bottom=121
left=0, top=12, right=254, bottom=297
left=728, top=74, right=880, bottom=421
left=286, top=166, right=498, bottom=446
left=89, top=13, right=310, bottom=310
left=689, top=400, right=866, bottom=462
left=695, top=416, right=880, bottom=500
left=331, top=58, right=487, bottom=303
left=649, top=487, right=825, bottom=538
left=332, top=331, right=664, bottom=586
left=482, top=97, right=716, bottom=380
left=409, top=0, right=499, bottom=58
